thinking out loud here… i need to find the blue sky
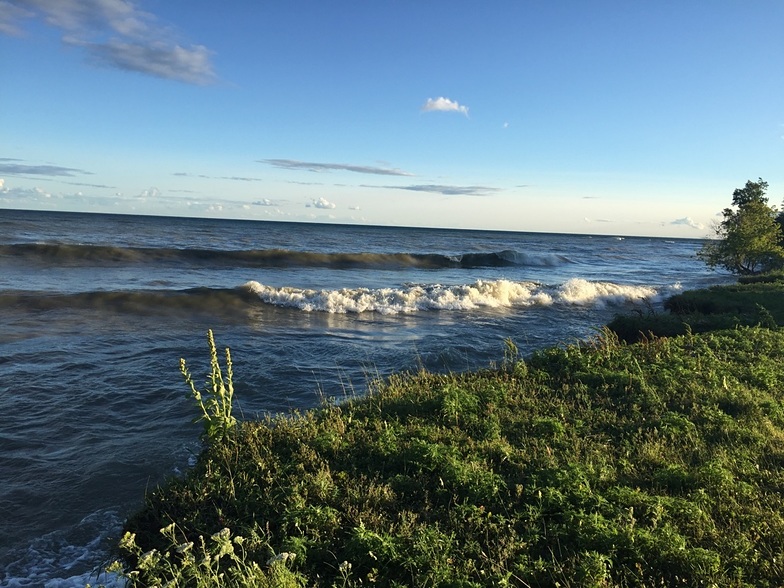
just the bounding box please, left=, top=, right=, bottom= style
left=1, top=1, right=782, bottom=237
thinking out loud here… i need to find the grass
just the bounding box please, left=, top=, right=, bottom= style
left=607, top=277, right=784, bottom=342
left=110, top=318, right=784, bottom=587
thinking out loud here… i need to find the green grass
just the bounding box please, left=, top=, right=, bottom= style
left=112, top=325, right=784, bottom=587
left=607, top=278, right=784, bottom=342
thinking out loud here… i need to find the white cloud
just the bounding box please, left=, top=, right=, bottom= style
left=348, top=205, right=361, bottom=211
left=253, top=198, right=275, bottom=206
left=0, top=178, right=5, bottom=190
left=670, top=217, right=705, bottom=230
left=0, top=184, right=54, bottom=203
left=139, top=186, right=161, bottom=199
left=312, top=197, right=336, bottom=209
left=421, top=97, right=469, bottom=116
left=2, top=0, right=215, bottom=84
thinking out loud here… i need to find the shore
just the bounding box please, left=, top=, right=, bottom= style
left=112, top=279, right=784, bottom=587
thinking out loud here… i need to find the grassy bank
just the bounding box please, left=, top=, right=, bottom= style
left=112, top=283, right=784, bottom=587
left=607, top=278, right=784, bottom=342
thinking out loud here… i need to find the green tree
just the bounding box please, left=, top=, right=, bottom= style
left=731, top=177, right=769, bottom=207
left=698, top=178, right=784, bottom=275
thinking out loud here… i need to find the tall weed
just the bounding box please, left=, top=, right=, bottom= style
left=180, top=329, right=237, bottom=443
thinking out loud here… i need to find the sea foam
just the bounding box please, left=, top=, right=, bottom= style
left=557, top=278, right=659, bottom=306
left=243, top=278, right=663, bottom=314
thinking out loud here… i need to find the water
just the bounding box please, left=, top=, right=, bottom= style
left=0, top=209, right=731, bottom=585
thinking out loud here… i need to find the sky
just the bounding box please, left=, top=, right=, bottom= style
left=1, top=1, right=782, bottom=237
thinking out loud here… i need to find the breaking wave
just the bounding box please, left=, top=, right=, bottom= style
left=0, top=279, right=674, bottom=317
left=243, top=278, right=669, bottom=315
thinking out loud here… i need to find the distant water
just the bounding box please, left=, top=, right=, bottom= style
left=0, top=209, right=731, bottom=586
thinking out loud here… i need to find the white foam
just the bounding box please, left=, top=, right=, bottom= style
left=2, top=510, right=125, bottom=588
left=243, top=278, right=663, bottom=315
left=245, top=279, right=549, bottom=314
left=556, top=278, right=658, bottom=307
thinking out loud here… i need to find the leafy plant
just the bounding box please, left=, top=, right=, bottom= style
left=108, top=524, right=304, bottom=587
left=180, top=329, right=237, bottom=443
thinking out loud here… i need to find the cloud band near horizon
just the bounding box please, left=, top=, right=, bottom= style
left=261, top=159, right=414, bottom=177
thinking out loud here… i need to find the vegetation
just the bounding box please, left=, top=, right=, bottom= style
left=180, top=329, right=237, bottom=444
left=110, top=320, right=784, bottom=587
left=698, top=179, right=784, bottom=275
left=607, top=278, right=784, bottom=342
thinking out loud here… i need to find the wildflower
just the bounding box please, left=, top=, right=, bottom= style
left=267, top=552, right=296, bottom=566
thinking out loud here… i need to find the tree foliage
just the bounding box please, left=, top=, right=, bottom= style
left=699, top=178, right=784, bottom=275
left=731, top=177, right=769, bottom=207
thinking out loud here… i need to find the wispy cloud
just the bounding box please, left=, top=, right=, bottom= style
left=262, top=159, right=414, bottom=177
left=0, top=160, right=90, bottom=177
left=379, top=184, right=499, bottom=196
left=76, top=38, right=214, bottom=85
left=0, top=1, right=30, bottom=35
left=2, top=0, right=215, bottom=85
left=421, top=97, right=469, bottom=116
left=253, top=198, right=275, bottom=206
left=65, top=181, right=116, bottom=189
left=670, top=217, right=705, bottom=230
left=174, top=172, right=263, bottom=182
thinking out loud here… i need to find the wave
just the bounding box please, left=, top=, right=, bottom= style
left=0, top=287, right=261, bottom=318
left=0, top=243, right=571, bottom=270
left=0, top=279, right=672, bottom=317
left=243, top=278, right=667, bottom=314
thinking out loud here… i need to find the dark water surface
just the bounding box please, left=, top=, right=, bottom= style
left=0, top=209, right=730, bottom=586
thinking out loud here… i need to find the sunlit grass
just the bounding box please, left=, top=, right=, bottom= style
left=608, top=277, right=784, bottom=342
left=111, top=320, right=784, bottom=587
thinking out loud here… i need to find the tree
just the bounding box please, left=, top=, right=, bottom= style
left=731, top=178, right=769, bottom=207
left=698, top=178, right=784, bottom=275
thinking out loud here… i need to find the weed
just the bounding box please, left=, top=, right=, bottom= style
left=180, top=329, right=237, bottom=443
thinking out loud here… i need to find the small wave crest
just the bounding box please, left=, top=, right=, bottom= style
left=243, top=278, right=661, bottom=314
left=495, top=250, right=573, bottom=267
left=0, top=243, right=571, bottom=270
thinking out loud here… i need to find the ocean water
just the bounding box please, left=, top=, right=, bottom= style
left=0, top=209, right=731, bottom=586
